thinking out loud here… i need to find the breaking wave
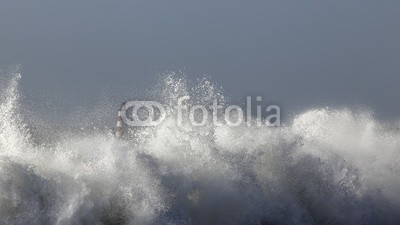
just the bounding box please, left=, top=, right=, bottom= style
left=0, top=69, right=399, bottom=225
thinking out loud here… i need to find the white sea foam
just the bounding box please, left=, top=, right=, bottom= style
left=0, top=70, right=399, bottom=225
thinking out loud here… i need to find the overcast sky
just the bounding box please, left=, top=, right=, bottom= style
left=1, top=0, right=399, bottom=121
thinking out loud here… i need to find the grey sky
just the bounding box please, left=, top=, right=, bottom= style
left=1, top=0, right=399, bottom=121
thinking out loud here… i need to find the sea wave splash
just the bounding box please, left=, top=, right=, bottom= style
left=0, top=70, right=399, bottom=225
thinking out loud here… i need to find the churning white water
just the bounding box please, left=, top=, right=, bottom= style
left=0, top=70, right=399, bottom=225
